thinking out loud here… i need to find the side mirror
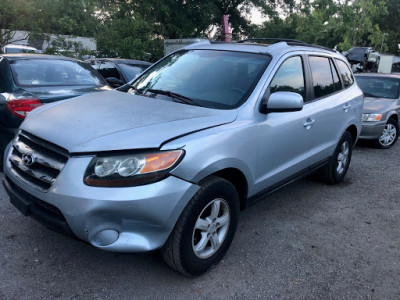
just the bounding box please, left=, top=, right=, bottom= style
left=106, top=77, right=124, bottom=88
left=260, top=91, right=304, bottom=113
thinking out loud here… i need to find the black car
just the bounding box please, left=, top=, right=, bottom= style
left=0, top=54, right=112, bottom=170
left=86, top=58, right=152, bottom=88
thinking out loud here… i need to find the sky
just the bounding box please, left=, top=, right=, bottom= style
left=250, top=7, right=267, bottom=25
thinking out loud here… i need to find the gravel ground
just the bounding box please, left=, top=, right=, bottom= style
left=0, top=141, right=399, bottom=299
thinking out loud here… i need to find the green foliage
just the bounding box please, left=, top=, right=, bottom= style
left=254, top=0, right=395, bottom=53
left=2, top=0, right=399, bottom=60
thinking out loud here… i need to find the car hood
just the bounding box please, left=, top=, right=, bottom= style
left=22, top=85, right=112, bottom=103
left=363, top=97, right=396, bottom=113
left=21, top=90, right=237, bottom=153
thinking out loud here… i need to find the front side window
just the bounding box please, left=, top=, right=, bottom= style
left=10, top=59, right=106, bottom=87
left=336, top=59, right=354, bottom=88
left=269, top=56, right=305, bottom=100
left=356, top=76, right=400, bottom=99
left=133, top=50, right=271, bottom=109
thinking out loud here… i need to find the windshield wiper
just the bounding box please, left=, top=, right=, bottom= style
left=130, top=85, right=143, bottom=95
left=145, top=89, right=198, bottom=106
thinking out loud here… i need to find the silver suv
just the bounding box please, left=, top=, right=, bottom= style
left=2, top=39, right=363, bottom=275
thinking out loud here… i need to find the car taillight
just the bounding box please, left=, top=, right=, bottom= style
left=7, top=99, right=43, bottom=119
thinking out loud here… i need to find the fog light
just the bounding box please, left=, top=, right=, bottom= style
left=93, top=229, right=119, bottom=246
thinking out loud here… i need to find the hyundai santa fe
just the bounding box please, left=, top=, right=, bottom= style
left=2, top=39, right=363, bottom=275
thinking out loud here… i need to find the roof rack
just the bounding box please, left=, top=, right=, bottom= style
left=238, top=38, right=307, bottom=45
left=238, top=38, right=337, bottom=53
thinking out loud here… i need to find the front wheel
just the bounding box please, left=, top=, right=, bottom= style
left=161, top=176, right=240, bottom=276
left=318, top=131, right=353, bottom=184
left=373, top=118, right=399, bottom=149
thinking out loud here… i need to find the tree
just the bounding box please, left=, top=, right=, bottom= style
left=253, top=0, right=392, bottom=52
left=0, top=0, right=35, bottom=48
left=1, top=0, right=98, bottom=49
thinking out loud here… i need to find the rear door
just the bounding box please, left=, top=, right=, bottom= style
left=306, top=56, right=360, bottom=159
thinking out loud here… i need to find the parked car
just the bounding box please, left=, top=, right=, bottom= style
left=355, top=73, right=400, bottom=148
left=86, top=58, right=152, bottom=88
left=2, top=39, right=363, bottom=275
left=1, top=44, right=41, bottom=54
left=0, top=54, right=112, bottom=169
left=342, top=47, right=379, bottom=73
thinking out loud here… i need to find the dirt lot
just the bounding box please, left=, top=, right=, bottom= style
left=0, top=141, right=399, bottom=299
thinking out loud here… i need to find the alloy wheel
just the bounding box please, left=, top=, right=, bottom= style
left=192, top=198, right=231, bottom=259
left=336, top=141, right=350, bottom=175
left=379, top=123, right=397, bottom=147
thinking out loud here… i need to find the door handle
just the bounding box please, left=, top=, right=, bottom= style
left=304, top=118, right=315, bottom=129
left=343, top=103, right=351, bottom=112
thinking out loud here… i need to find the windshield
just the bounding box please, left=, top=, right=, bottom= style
left=133, top=50, right=271, bottom=109
left=118, top=64, right=148, bottom=81
left=356, top=76, right=400, bottom=99
left=10, top=59, right=106, bottom=87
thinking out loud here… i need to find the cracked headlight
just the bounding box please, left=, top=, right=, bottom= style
left=84, top=150, right=184, bottom=187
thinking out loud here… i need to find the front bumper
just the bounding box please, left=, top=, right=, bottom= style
left=4, top=148, right=199, bottom=252
left=359, top=121, right=385, bottom=140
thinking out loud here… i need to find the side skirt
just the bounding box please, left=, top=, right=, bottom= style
left=246, top=158, right=330, bottom=207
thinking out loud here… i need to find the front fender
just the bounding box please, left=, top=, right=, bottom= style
left=163, top=122, right=258, bottom=196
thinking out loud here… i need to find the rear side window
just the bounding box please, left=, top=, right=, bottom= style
left=99, top=61, right=121, bottom=80
left=269, top=56, right=305, bottom=100
left=309, top=56, right=338, bottom=99
left=118, top=64, right=147, bottom=81
left=335, top=59, right=354, bottom=88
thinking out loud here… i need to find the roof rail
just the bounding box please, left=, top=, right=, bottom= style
left=237, top=38, right=307, bottom=45
left=238, top=38, right=337, bottom=53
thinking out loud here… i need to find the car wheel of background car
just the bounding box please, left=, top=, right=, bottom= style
left=318, top=131, right=353, bottom=184
left=373, top=118, right=399, bottom=149
left=161, top=176, right=240, bottom=276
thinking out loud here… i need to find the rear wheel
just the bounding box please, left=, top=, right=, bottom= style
left=318, top=131, right=353, bottom=184
left=161, top=176, right=239, bottom=276
left=373, top=118, right=399, bottom=149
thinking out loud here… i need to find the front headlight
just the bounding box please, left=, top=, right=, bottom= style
left=362, top=113, right=382, bottom=122
left=84, top=150, right=184, bottom=187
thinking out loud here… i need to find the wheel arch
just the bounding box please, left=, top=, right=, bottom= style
left=209, top=168, right=248, bottom=210
left=346, top=124, right=358, bottom=146
left=388, top=112, right=398, bottom=123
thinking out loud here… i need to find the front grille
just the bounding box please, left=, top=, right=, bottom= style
left=8, top=131, right=69, bottom=192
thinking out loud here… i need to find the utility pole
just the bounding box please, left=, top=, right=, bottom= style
left=222, top=15, right=231, bottom=42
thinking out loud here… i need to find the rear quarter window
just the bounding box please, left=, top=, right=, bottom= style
left=335, top=59, right=354, bottom=88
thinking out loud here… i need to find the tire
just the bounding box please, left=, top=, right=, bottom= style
left=318, top=131, right=353, bottom=184
left=373, top=118, right=399, bottom=149
left=161, top=176, right=240, bottom=276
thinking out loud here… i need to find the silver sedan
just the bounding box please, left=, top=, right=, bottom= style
left=355, top=73, right=400, bottom=148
